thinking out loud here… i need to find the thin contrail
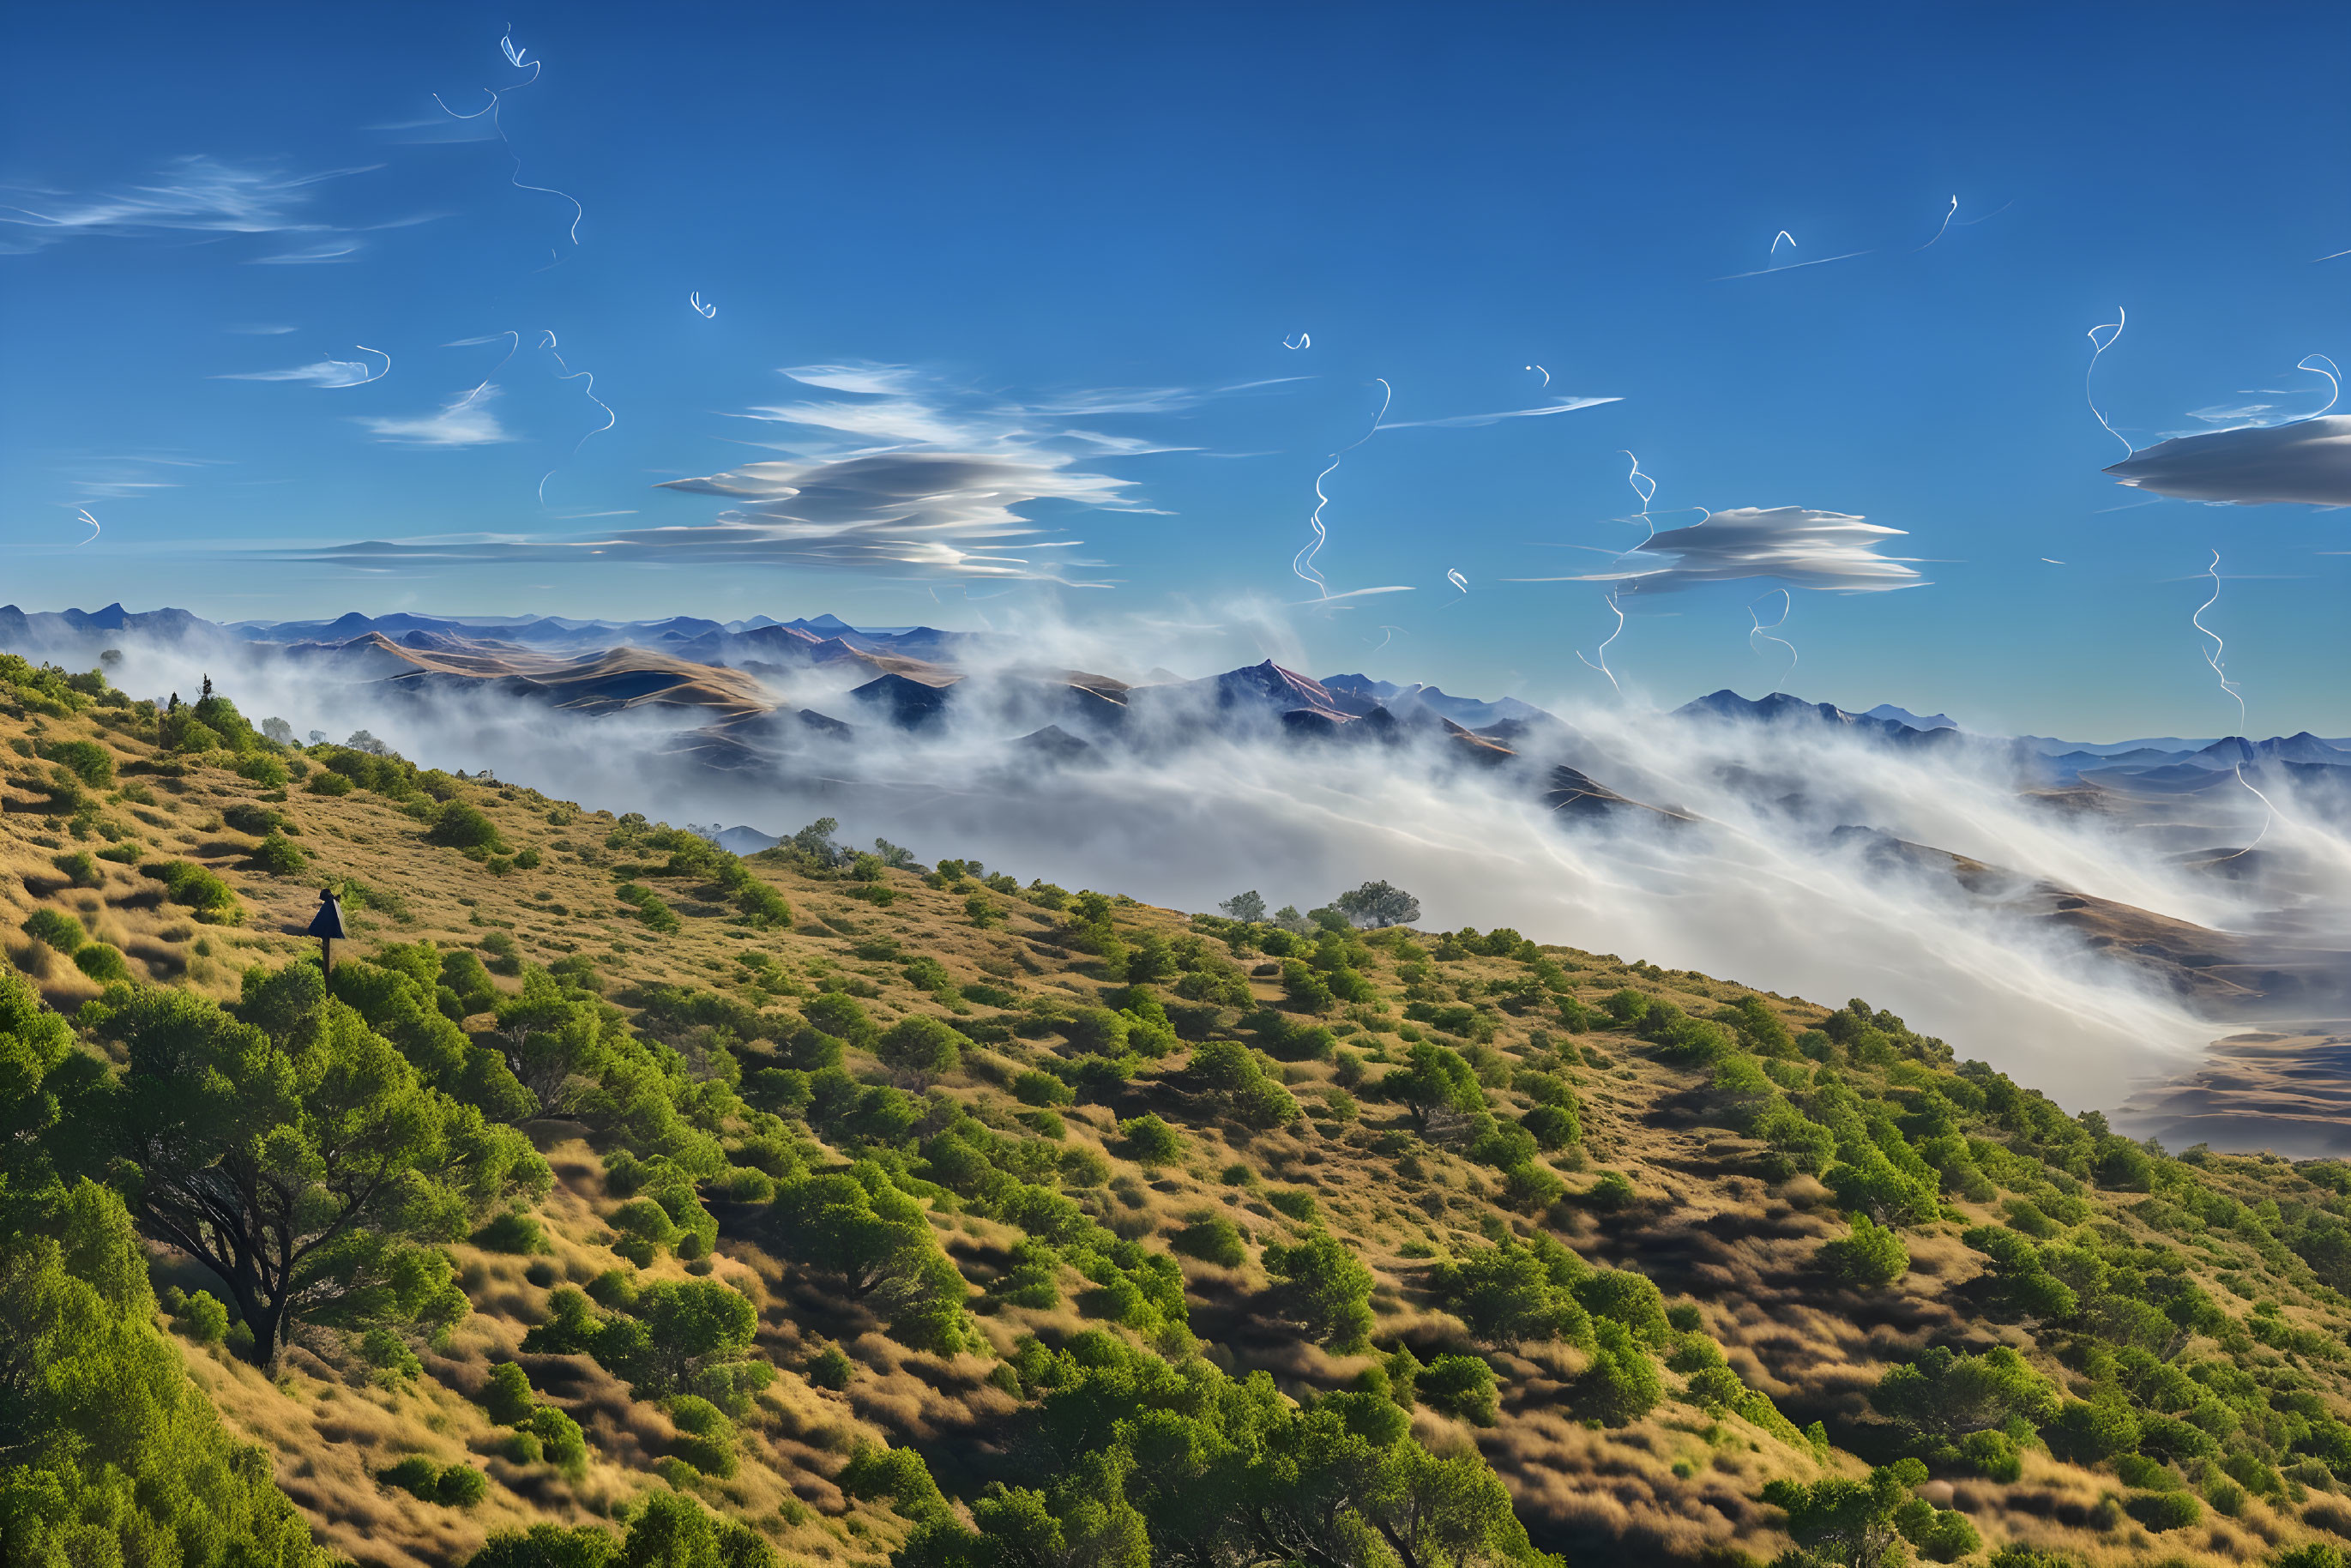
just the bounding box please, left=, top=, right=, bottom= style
left=2086, top=308, right=2132, bottom=459
left=1619, top=449, right=1658, bottom=548
left=448, top=330, right=519, bottom=408
left=435, top=28, right=584, bottom=249
left=1771, top=231, right=1796, bottom=256
left=1446, top=569, right=1468, bottom=594
left=2192, top=549, right=2276, bottom=862
left=1576, top=589, right=1624, bottom=694
left=690, top=292, right=717, bottom=319
left=317, top=345, right=390, bottom=386
left=536, top=329, right=617, bottom=506
left=74, top=508, right=99, bottom=545
left=1283, top=332, right=1311, bottom=350
left=1293, top=377, right=1392, bottom=600
left=2298, top=353, right=2341, bottom=416
left=1749, top=588, right=1797, bottom=692
left=1914, top=195, right=1958, bottom=250
left=1527, top=364, right=1548, bottom=388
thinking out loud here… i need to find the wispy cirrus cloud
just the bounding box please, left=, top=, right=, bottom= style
left=216, top=349, right=389, bottom=389
left=359, top=385, right=514, bottom=446
left=1552, top=506, right=1928, bottom=594
left=0, top=155, right=376, bottom=254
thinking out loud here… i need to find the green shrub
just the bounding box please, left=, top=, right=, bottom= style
left=1012, top=1069, right=1073, bottom=1107
left=437, top=1463, right=488, bottom=1506
left=360, top=1326, right=421, bottom=1384
left=244, top=830, right=307, bottom=876
left=2123, top=1490, right=2201, bottom=1531
left=148, top=859, right=241, bottom=920
left=808, top=1345, right=855, bottom=1390
left=1173, top=1214, right=1248, bottom=1268
left=526, top=1406, right=588, bottom=1478
left=1821, top=1214, right=1910, bottom=1288
left=51, top=849, right=102, bottom=888
left=428, top=799, right=509, bottom=852
left=44, top=739, right=114, bottom=786
left=481, top=1361, right=536, bottom=1426
left=22, top=908, right=84, bottom=952
left=1418, top=1354, right=1499, bottom=1426
left=666, top=1396, right=737, bottom=1477
left=308, top=769, right=353, bottom=797
left=1118, top=1113, right=1185, bottom=1167
left=73, top=943, right=130, bottom=983
left=380, top=1456, right=440, bottom=1499
left=175, top=1289, right=230, bottom=1345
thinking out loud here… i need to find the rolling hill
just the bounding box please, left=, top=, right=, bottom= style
left=6, top=650, right=2351, bottom=1568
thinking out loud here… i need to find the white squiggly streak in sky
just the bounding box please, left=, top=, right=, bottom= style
left=447, top=329, right=521, bottom=408
left=1748, top=587, right=1796, bottom=691
left=2192, top=550, right=2276, bottom=862
left=1446, top=569, right=1468, bottom=594
left=1771, top=230, right=1796, bottom=256
left=1915, top=196, right=1958, bottom=250
left=2298, top=353, right=2341, bottom=417
left=2085, top=309, right=2132, bottom=459
left=434, top=32, right=583, bottom=249
left=1576, top=589, right=1624, bottom=694
left=321, top=344, right=390, bottom=387
left=74, top=508, right=99, bottom=545
left=1283, top=332, right=1310, bottom=350
left=1526, top=364, right=1548, bottom=388
left=536, top=329, right=618, bottom=506
left=690, top=292, right=717, bottom=319
left=1293, top=377, right=1391, bottom=600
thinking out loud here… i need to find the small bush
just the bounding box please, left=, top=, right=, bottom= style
left=148, top=860, right=240, bottom=920
left=1012, top=1070, right=1073, bottom=1107
left=175, top=1290, right=230, bottom=1345
left=307, top=770, right=353, bottom=797
left=245, top=831, right=307, bottom=876
left=436, top=1464, right=488, bottom=1507
left=51, top=850, right=102, bottom=888
left=526, top=1406, right=588, bottom=1478
left=666, top=1396, right=737, bottom=1477
left=360, top=1326, right=420, bottom=1384
left=73, top=944, right=130, bottom=983
left=1821, top=1214, right=1909, bottom=1288
left=1418, top=1354, right=1499, bottom=1426
left=2123, top=1490, right=2202, bottom=1531
left=379, top=1456, right=440, bottom=1499
left=481, top=1361, right=536, bottom=1426
left=1173, top=1214, right=1248, bottom=1268
left=807, top=1346, right=855, bottom=1390
left=22, top=908, right=83, bottom=952
left=1118, top=1113, right=1185, bottom=1167
left=44, top=739, right=114, bottom=787
left=428, top=799, right=509, bottom=852
left=475, top=1209, right=552, bottom=1255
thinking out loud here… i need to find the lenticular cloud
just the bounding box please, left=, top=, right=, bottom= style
left=651, top=452, right=1138, bottom=580
left=2103, top=416, right=2351, bottom=508
left=1575, top=506, right=1926, bottom=594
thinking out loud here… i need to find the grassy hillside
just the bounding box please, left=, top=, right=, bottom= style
left=5, top=653, right=2351, bottom=1568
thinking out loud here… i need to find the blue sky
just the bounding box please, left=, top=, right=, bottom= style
left=2, top=1, right=2345, bottom=736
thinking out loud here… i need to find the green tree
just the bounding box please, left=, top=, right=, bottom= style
left=877, top=1014, right=963, bottom=1085
left=1871, top=1344, right=2059, bottom=1448
left=1761, top=1465, right=1914, bottom=1568
left=1333, top=880, right=1420, bottom=929
left=1383, top=1042, right=1487, bottom=1136
left=75, top=967, right=549, bottom=1364
left=1218, top=890, right=1268, bottom=924
left=1262, top=1233, right=1375, bottom=1352
left=0, top=1180, right=329, bottom=1567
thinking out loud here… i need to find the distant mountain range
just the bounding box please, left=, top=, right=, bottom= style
left=5, top=602, right=2347, bottom=1020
